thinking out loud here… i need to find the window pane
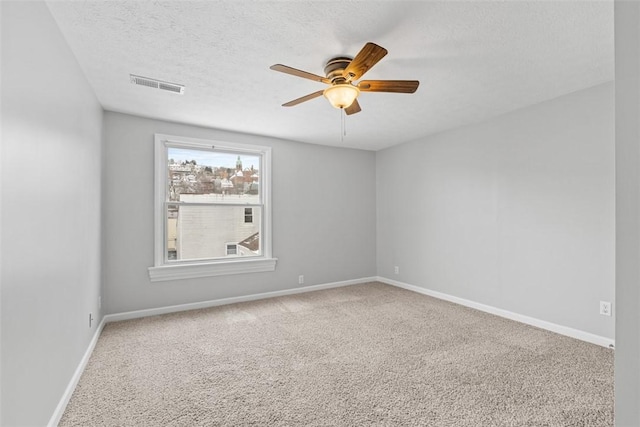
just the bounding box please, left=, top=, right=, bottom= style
left=166, top=204, right=261, bottom=261
left=167, top=148, right=260, bottom=202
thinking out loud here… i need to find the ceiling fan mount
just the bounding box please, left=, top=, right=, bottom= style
left=270, top=42, right=419, bottom=115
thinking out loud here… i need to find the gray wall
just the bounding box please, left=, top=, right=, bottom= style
left=614, top=1, right=640, bottom=424
left=102, top=112, right=376, bottom=314
left=376, top=82, right=615, bottom=340
left=1, top=2, right=104, bottom=426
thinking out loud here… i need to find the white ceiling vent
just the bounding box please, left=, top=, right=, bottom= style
left=130, top=74, right=185, bottom=94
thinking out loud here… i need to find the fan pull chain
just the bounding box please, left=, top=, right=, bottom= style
left=341, top=108, right=346, bottom=143
left=344, top=109, right=347, bottom=137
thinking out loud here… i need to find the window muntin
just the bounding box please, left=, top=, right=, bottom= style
left=151, top=135, right=275, bottom=280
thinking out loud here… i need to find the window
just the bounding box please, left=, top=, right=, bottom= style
left=226, top=243, right=238, bottom=256
left=148, top=134, right=277, bottom=281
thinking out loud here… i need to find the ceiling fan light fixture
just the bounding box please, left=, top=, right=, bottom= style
left=272, top=42, right=418, bottom=115
left=323, top=84, right=360, bottom=109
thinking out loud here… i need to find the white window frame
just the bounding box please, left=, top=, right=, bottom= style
left=148, top=134, right=277, bottom=282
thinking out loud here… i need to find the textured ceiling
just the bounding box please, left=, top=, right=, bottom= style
left=45, top=1, right=613, bottom=151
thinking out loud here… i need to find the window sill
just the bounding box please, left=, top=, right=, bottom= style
left=148, top=257, right=277, bottom=282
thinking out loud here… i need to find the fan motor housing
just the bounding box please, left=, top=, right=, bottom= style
left=324, top=57, right=353, bottom=82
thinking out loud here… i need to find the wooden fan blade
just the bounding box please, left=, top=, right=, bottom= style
left=282, top=90, right=324, bottom=107
left=343, top=42, right=388, bottom=81
left=358, top=80, right=419, bottom=93
left=270, top=64, right=330, bottom=84
left=345, top=99, right=361, bottom=115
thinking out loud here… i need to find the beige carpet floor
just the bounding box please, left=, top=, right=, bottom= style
left=60, top=282, right=613, bottom=426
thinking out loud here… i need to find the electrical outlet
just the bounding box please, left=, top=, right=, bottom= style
left=600, top=301, right=612, bottom=316
left=394, top=266, right=399, bottom=275
left=298, top=275, right=304, bottom=285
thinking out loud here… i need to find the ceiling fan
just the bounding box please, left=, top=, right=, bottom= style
left=270, top=42, right=419, bottom=115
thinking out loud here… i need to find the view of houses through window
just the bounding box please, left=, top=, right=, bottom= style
left=166, top=147, right=262, bottom=262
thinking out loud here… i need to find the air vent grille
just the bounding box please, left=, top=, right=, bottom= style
left=130, top=74, right=185, bottom=94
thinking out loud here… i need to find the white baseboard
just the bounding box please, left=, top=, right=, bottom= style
left=377, top=276, right=615, bottom=349
left=47, top=317, right=107, bottom=427
left=104, top=277, right=377, bottom=323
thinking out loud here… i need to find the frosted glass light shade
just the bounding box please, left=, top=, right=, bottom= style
left=323, top=84, right=360, bottom=109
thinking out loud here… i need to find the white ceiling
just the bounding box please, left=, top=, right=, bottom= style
left=45, top=1, right=613, bottom=151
